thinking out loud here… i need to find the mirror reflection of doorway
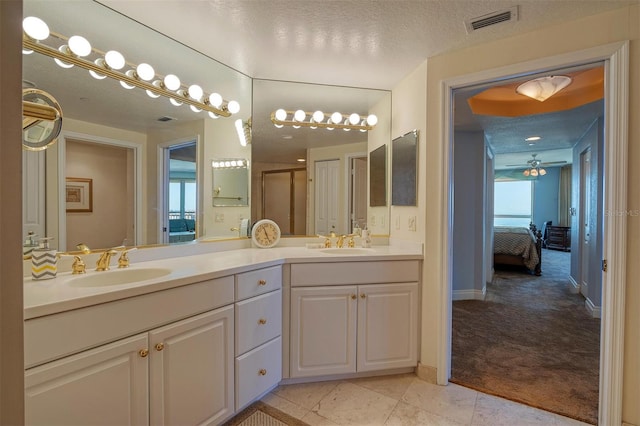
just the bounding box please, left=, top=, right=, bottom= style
left=349, top=155, right=367, bottom=233
left=262, top=168, right=307, bottom=235
left=161, top=141, right=197, bottom=244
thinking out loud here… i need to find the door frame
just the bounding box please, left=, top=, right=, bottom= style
left=439, top=41, right=628, bottom=426
left=157, top=136, right=201, bottom=244
left=58, top=131, right=143, bottom=250
left=344, top=151, right=367, bottom=233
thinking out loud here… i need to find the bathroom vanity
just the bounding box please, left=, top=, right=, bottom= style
left=23, top=243, right=422, bottom=425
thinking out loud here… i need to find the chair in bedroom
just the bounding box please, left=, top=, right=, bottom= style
left=542, top=220, right=552, bottom=248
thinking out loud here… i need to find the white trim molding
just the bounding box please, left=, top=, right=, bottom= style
left=585, top=298, right=602, bottom=319
left=568, top=275, right=580, bottom=293
left=452, top=288, right=486, bottom=301
left=439, top=41, right=628, bottom=426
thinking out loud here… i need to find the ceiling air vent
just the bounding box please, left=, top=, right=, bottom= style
left=157, top=116, right=176, bottom=122
left=465, top=6, right=518, bottom=33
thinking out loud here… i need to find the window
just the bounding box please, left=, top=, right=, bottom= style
left=169, top=180, right=196, bottom=220
left=494, top=180, right=532, bottom=227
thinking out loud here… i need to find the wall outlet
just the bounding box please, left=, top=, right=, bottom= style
left=370, top=215, right=376, bottom=226
left=215, top=213, right=225, bottom=223
left=408, top=215, right=416, bottom=231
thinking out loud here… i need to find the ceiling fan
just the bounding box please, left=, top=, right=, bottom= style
left=506, top=153, right=567, bottom=168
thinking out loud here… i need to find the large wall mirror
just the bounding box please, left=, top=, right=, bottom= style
left=251, top=79, right=391, bottom=237
left=22, top=0, right=252, bottom=252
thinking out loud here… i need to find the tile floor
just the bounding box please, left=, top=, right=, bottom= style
left=261, top=373, right=591, bottom=426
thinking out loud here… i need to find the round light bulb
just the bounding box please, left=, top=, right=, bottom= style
left=275, top=109, right=287, bottom=121
left=331, top=112, right=342, bottom=124
left=312, top=110, right=324, bottom=123
left=190, top=105, right=202, bottom=113
left=170, top=98, right=183, bottom=107
left=146, top=80, right=162, bottom=98
left=104, top=50, right=125, bottom=70
left=227, top=100, right=240, bottom=114
left=274, top=124, right=283, bottom=128
left=294, top=109, right=306, bottom=122
left=231, top=160, right=237, bottom=167
left=208, top=93, right=223, bottom=108
left=22, top=49, right=33, bottom=55
left=523, top=169, right=530, bottom=177
left=163, top=74, right=181, bottom=91
left=188, top=84, right=203, bottom=101
left=68, top=35, right=91, bottom=57
left=225, top=161, right=231, bottom=167
left=342, top=119, right=351, bottom=131
left=136, top=63, right=155, bottom=81
left=23, top=17, right=50, bottom=41
left=212, top=161, right=220, bottom=168
left=54, top=46, right=74, bottom=68
left=120, top=70, right=136, bottom=89
left=366, top=114, right=378, bottom=126
left=208, top=112, right=219, bottom=119
left=88, top=58, right=107, bottom=80
left=530, top=169, right=538, bottom=177
left=539, top=169, right=547, bottom=176
left=349, top=113, right=360, bottom=125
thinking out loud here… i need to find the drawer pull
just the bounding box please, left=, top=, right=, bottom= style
left=258, top=279, right=267, bottom=286
left=155, top=343, right=164, bottom=351
left=138, top=349, right=149, bottom=358
left=258, top=318, right=267, bottom=325
left=351, top=294, right=356, bottom=300
left=258, top=369, right=267, bottom=376
left=360, top=293, right=366, bottom=299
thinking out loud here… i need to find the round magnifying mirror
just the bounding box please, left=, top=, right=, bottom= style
left=22, top=88, right=63, bottom=151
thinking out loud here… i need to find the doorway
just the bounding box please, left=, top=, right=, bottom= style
left=262, top=168, right=307, bottom=235
left=348, top=154, right=367, bottom=234
left=440, top=42, right=629, bottom=426
left=160, top=140, right=197, bottom=244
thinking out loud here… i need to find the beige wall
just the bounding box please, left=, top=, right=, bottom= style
left=390, top=5, right=639, bottom=424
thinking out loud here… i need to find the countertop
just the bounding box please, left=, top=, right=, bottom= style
left=24, top=245, right=423, bottom=320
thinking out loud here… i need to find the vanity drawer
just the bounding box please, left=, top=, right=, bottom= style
left=290, top=260, right=420, bottom=286
left=235, top=336, right=282, bottom=411
left=235, top=290, right=282, bottom=355
left=235, top=266, right=282, bottom=300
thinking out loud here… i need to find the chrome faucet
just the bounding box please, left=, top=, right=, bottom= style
left=96, top=249, right=118, bottom=271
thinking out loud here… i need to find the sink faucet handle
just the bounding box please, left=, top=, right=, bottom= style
left=71, top=255, right=86, bottom=275
left=118, top=247, right=138, bottom=269
left=95, top=249, right=118, bottom=271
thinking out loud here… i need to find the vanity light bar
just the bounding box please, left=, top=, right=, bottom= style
left=270, top=109, right=377, bottom=132
left=22, top=18, right=239, bottom=118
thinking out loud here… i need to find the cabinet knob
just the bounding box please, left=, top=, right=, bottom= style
left=258, top=318, right=267, bottom=325
left=258, top=369, right=267, bottom=376
left=351, top=294, right=357, bottom=300
left=138, top=349, right=149, bottom=358
left=258, top=279, right=267, bottom=286
left=360, top=293, right=366, bottom=299
left=155, top=343, right=165, bottom=351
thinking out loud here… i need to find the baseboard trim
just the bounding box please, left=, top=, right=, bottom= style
left=622, top=422, right=638, bottom=426
left=585, top=297, right=602, bottom=319
left=416, top=363, right=437, bottom=384
left=452, top=288, right=485, bottom=301
left=568, top=275, right=580, bottom=293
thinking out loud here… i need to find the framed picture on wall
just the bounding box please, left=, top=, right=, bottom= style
left=66, top=177, right=93, bottom=212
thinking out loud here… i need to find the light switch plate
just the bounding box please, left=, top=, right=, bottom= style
left=408, top=216, right=416, bottom=231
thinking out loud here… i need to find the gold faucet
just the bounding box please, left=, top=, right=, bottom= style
left=117, top=248, right=137, bottom=268
left=336, top=235, right=346, bottom=248
left=96, top=249, right=118, bottom=271
left=71, top=255, right=86, bottom=274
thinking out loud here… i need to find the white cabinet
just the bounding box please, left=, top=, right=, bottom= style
left=25, top=334, right=149, bottom=426
left=234, top=268, right=283, bottom=411
left=149, top=306, right=234, bottom=426
left=289, top=261, right=420, bottom=379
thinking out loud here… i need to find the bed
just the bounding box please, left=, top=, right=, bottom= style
left=493, top=224, right=542, bottom=275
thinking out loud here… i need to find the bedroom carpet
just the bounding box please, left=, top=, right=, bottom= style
left=451, top=249, right=600, bottom=425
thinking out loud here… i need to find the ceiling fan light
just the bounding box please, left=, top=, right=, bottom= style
left=68, top=35, right=92, bottom=57
left=523, top=169, right=530, bottom=177
left=539, top=168, right=547, bottom=176
left=23, top=16, right=50, bottom=41
left=104, top=50, right=125, bottom=70
left=530, top=169, right=539, bottom=177
left=516, top=75, right=572, bottom=102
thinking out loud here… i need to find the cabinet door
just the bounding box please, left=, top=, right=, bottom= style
left=149, top=306, right=234, bottom=426
left=25, top=334, right=149, bottom=426
left=357, top=283, right=419, bottom=372
left=290, top=286, right=357, bottom=377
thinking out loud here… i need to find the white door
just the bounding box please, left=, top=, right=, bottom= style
left=149, top=306, right=234, bottom=426
left=357, top=283, right=419, bottom=372
left=290, top=286, right=357, bottom=377
left=315, top=160, right=340, bottom=235
left=580, top=148, right=592, bottom=298
left=22, top=150, right=46, bottom=245
left=25, top=334, right=149, bottom=426
left=351, top=156, right=367, bottom=232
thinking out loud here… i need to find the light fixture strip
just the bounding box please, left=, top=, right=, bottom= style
left=270, top=110, right=373, bottom=131
left=23, top=36, right=231, bottom=117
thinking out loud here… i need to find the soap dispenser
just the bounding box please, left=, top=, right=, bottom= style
left=31, top=237, right=57, bottom=280
left=23, top=231, right=38, bottom=256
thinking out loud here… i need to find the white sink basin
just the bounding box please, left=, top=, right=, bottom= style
left=319, top=248, right=375, bottom=255
left=68, top=268, right=172, bottom=287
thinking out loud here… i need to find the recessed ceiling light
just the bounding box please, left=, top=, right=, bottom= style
left=525, top=136, right=541, bottom=141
